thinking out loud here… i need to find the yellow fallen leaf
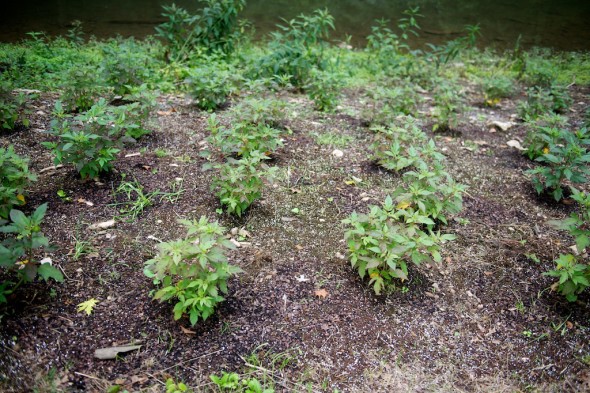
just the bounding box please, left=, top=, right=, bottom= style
left=396, top=201, right=411, bottom=209
left=16, top=194, right=25, bottom=204
left=77, top=298, right=99, bottom=315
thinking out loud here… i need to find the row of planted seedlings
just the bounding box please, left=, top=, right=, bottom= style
left=343, top=116, right=466, bottom=294
left=500, top=48, right=590, bottom=302
left=144, top=95, right=287, bottom=326
left=0, top=81, right=157, bottom=303
left=518, top=102, right=590, bottom=302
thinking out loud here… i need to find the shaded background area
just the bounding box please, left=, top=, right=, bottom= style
left=1, top=0, right=589, bottom=49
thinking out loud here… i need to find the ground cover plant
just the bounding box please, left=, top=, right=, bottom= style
left=1, top=2, right=590, bottom=392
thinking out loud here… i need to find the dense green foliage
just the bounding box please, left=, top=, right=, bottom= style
left=0, top=204, right=63, bottom=303
left=144, top=217, right=242, bottom=325
left=43, top=97, right=153, bottom=178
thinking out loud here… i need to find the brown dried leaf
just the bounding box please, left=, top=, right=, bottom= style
left=315, top=288, right=329, bottom=299
left=180, top=326, right=196, bottom=335
left=130, top=375, right=148, bottom=384
left=77, top=198, right=94, bottom=207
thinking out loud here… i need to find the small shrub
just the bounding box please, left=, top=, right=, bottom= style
left=544, top=187, right=590, bottom=302
left=254, top=9, right=334, bottom=88
left=306, top=69, right=343, bottom=112
left=367, top=7, right=422, bottom=56
left=0, top=146, right=37, bottom=219
left=343, top=196, right=455, bottom=295
left=0, top=78, right=32, bottom=130
left=395, top=160, right=466, bottom=225
left=59, top=64, right=108, bottom=112
left=43, top=99, right=153, bottom=179
left=144, top=217, right=241, bottom=326
left=101, top=38, right=159, bottom=95
left=523, top=114, right=569, bottom=160
left=480, top=74, right=515, bottom=106
left=226, top=96, right=287, bottom=127
left=165, top=378, right=192, bottom=393
left=210, top=372, right=275, bottom=392
left=550, top=187, right=590, bottom=253
left=208, top=151, right=277, bottom=216
left=370, top=117, right=432, bottom=172
left=0, top=204, right=63, bottom=303
left=527, top=127, right=590, bottom=201
left=426, top=24, right=481, bottom=69
left=432, top=81, right=463, bottom=132
left=519, top=53, right=557, bottom=87
left=544, top=254, right=589, bottom=302
left=187, top=59, right=240, bottom=111
left=518, top=85, right=572, bottom=121
left=156, top=0, right=246, bottom=61
left=203, top=114, right=283, bottom=159
left=365, top=82, right=421, bottom=124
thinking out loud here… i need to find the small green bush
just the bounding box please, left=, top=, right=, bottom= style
left=343, top=196, right=455, bottom=295
left=545, top=254, right=589, bottom=302
left=144, top=217, right=241, bottom=326
left=0, top=78, right=32, bottom=129
left=306, top=69, right=343, bottom=112
left=208, top=151, right=277, bottom=216
left=210, top=372, right=275, bottom=392
left=480, top=74, right=515, bottom=106
left=395, top=160, right=466, bottom=226
left=519, top=53, right=557, bottom=87
left=544, top=188, right=590, bottom=301
left=59, top=64, right=108, bottom=112
left=431, top=81, right=463, bottom=132
left=370, top=117, right=429, bottom=171
left=226, top=96, right=287, bottom=127
left=254, top=9, right=334, bottom=87
left=426, top=24, right=480, bottom=69
left=43, top=98, right=153, bottom=179
left=101, top=38, right=160, bottom=95
left=0, top=146, right=37, bottom=219
left=187, top=59, right=240, bottom=110
left=203, top=114, right=284, bottom=159
left=0, top=204, right=63, bottom=303
left=364, top=82, right=422, bottom=124
left=156, top=0, right=245, bottom=61
left=527, top=127, right=590, bottom=201
left=523, top=114, right=569, bottom=160
left=518, top=85, right=572, bottom=121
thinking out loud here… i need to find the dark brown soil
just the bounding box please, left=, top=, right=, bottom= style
left=1, top=84, right=589, bottom=392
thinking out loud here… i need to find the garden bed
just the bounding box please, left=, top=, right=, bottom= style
left=1, top=81, right=589, bottom=391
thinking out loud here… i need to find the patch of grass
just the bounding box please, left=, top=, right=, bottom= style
left=311, top=131, right=353, bottom=147
left=154, top=148, right=170, bottom=158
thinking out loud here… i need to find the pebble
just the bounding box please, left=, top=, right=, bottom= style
left=332, top=149, right=344, bottom=158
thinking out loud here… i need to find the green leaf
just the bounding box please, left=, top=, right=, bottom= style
left=38, top=264, right=64, bottom=282
left=9, top=209, right=28, bottom=228
left=32, top=203, right=48, bottom=222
